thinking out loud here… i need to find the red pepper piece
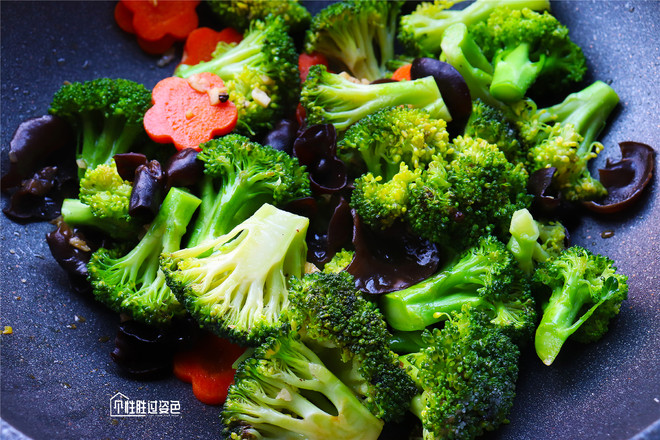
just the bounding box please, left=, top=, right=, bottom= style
left=173, top=333, right=245, bottom=405
left=298, top=51, right=329, bottom=82
left=180, top=27, right=243, bottom=66
left=143, top=72, right=238, bottom=151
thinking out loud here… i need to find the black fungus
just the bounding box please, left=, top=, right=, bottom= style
left=45, top=218, right=95, bottom=295
left=347, top=212, right=441, bottom=295
left=583, top=141, right=655, bottom=213
left=411, top=57, right=472, bottom=133
left=129, top=160, right=166, bottom=222
left=261, top=117, right=300, bottom=155
left=292, top=124, right=347, bottom=194
left=164, top=148, right=204, bottom=189
left=114, top=152, right=148, bottom=181
left=1, top=115, right=74, bottom=189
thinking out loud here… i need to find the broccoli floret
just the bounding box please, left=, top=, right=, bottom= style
left=533, top=246, right=628, bottom=365
left=337, top=106, right=450, bottom=180
left=301, top=64, right=452, bottom=132
left=507, top=208, right=566, bottom=274
left=206, top=0, right=311, bottom=34
left=48, top=78, right=151, bottom=177
left=286, top=272, right=417, bottom=421
left=470, top=7, right=587, bottom=102
left=399, top=306, right=520, bottom=440
left=398, top=0, right=550, bottom=57
left=60, top=161, right=140, bottom=240
left=304, top=1, right=403, bottom=82
left=381, top=235, right=537, bottom=345
left=351, top=162, right=422, bottom=230
left=322, top=249, right=355, bottom=274
left=222, top=272, right=416, bottom=439
left=515, top=80, right=620, bottom=201
left=186, top=134, right=311, bottom=247
left=223, top=330, right=385, bottom=440
left=162, top=203, right=309, bottom=345
left=408, top=135, right=530, bottom=249
left=463, top=99, right=523, bottom=162
left=87, top=187, right=201, bottom=326
left=175, top=16, right=299, bottom=137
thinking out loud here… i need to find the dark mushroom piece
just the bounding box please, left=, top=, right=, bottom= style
left=583, top=141, right=655, bottom=213
left=292, top=124, right=347, bottom=195
left=410, top=57, right=472, bottom=133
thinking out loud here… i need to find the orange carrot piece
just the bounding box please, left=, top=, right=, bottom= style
left=121, top=0, right=200, bottom=42
left=144, top=72, right=238, bottom=151
left=137, top=35, right=177, bottom=55
left=298, top=51, right=329, bottom=82
left=173, top=333, right=245, bottom=405
left=392, top=63, right=412, bottom=81
left=114, top=1, right=135, bottom=34
left=180, top=27, right=243, bottom=66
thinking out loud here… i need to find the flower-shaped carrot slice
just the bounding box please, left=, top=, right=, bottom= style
left=144, top=72, right=238, bottom=151
left=115, top=1, right=199, bottom=54
left=180, top=27, right=243, bottom=66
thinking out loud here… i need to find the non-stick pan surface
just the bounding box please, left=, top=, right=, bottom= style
left=1, top=2, right=659, bottom=439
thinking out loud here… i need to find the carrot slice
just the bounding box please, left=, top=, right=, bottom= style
left=144, top=72, right=238, bottom=151
left=298, top=51, right=329, bottom=82
left=114, top=1, right=135, bottom=34
left=173, top=333, right=245, bottom=405
left=180, top=27, right=243, bottom=66
left=392, top=63, right=412, bottom=81
left=119, top=0, right=199, bottom=53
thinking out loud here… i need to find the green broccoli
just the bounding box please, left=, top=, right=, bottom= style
left=507, top=208, right=566, bottom=274
left=48, top=78, right=151, bottom=177
left=300, top=64, right=452, bottom=132
left=175, top=16, right=299, bottom=137
left=398, top=0, right=550, bottom=57
left=87, top=187, right=201, bottom=326
left=162, top=203, right=310, bottom=345
left=337, top=105, right=451, bottom=181
left=399, top=306, right=520, bottom=440
left=470, top=6, right=587, bottom=102
left=463, top=99, right=523, bottom=162
left=322, top=249, right=355, bottom=274
left=407, top=135, right=530, bottom=249
left=60, top=161, right=140, bottom=240
left=534, top=246, right=628, bottom=365
left=206, top=0, right=311, bottom=34
left=222, top=271, right=417, bottom=439
left=186, top=134, right=311, bottom=247
left=515, top=80, right=620, bottom=201
left=381, top=235, right=537, bottom=345
left=304, top=0, right=403, bottom=82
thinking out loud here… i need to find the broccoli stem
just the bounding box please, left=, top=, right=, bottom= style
left=490, top=43, right=544, bottom=102
left=61, top=198, right=136, bottom=239
left=538, top=80, right=619, bottom=153
left=381, top=255, right=493, bottom=331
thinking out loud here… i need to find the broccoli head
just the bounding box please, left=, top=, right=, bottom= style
left=463, top=99, right=523, bottom=162
left=515, top=80, right=620, bottom=201
left=507, top=208, right=566, bottom=274
left=337, top=105, right=451, bottom=181
left=49, top=78, right=151, bottom=177
left=398, top=0, right=550, bottom=57
left=399, top=306, right=520, bottom=440
left=87, top=187, right=201, bottom=326
left=187, top=134, right=311, bottom=247
left=304, top=0, right=403, bottom=82
left=222, top=271, right=417, bottom=439
left=301, top=64, right=452, bottom=132
left=162, top=203, right=309, bottom=345
left=408, top=135, right=530, bottom=249
left=534, top=246, right=628, bottom=365
left=471, top=6, right=587, bottom=102
left=206, top=0, right=311, bottom=34
left=175, top=16, right=300, bottom=137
